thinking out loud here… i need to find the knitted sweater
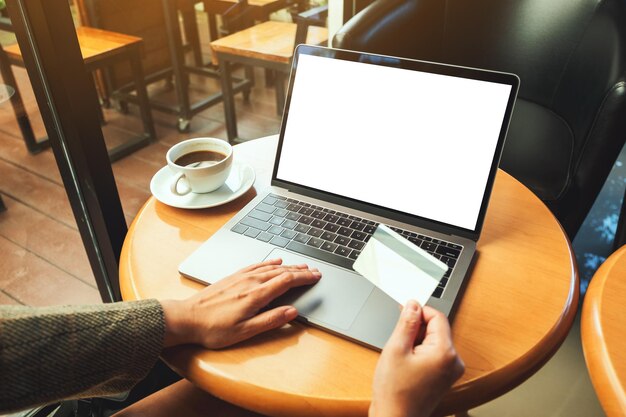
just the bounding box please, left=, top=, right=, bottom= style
left=0, top=299, right=165, bottom=412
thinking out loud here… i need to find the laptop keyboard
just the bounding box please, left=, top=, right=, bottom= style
left=231, top=194, right=463, bottom=298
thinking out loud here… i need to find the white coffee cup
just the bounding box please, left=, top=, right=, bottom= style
left=167, top=138, right=233, bottom=195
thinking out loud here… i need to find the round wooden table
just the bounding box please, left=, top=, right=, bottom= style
left=582, top=245, right=626, bottom=417
left=120, top=135, right=579, bottom=416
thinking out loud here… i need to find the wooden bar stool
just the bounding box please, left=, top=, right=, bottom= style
left=3, top=26, right=156, bottom=161
left=210, top=5, right=328, bottom=142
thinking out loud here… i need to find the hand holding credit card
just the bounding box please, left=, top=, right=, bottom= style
left=353, top=224, right=447, bottom=306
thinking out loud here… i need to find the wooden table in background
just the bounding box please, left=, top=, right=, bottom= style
left=120, top=135, right=579, bottom=416
left=582, top=245, right=626, bottom=417
left=3, top=26, right=155, bottom=161
left=201, top=0, right=303, bottom=41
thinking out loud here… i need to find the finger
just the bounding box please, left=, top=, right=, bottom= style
left=237, top=305, right=299, bottom=341
left=244, top=264, right=288, bottom=278
left=241, top=261, right=310, bottom=279
left=239, top=258, right=283, bottom=273
left=385, top=300, right=423, bottom=353
left=255, top=265, right=316, bottom=283
left=254, top=269, right=322, bottom=306
left=420, top=306, right=453, bottom=347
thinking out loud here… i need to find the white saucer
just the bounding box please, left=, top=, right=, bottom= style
left=150, top=161, right=255, bottom=209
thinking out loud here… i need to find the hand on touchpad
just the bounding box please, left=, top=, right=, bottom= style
left=265, top=249, right=373, bottom=330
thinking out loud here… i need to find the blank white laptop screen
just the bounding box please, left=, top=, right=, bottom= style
left=276, top=54, right=513, bottom=231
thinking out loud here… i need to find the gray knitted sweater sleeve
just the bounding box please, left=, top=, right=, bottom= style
left=0, top=299, right=165, bottom=413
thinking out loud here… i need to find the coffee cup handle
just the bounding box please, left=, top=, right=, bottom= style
left=170, top=172, right=192, bottom=196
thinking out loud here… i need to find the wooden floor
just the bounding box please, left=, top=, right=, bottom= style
left=0, top=33, right=281, bottom=306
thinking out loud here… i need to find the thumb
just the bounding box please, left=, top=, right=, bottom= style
left=386, top=300, right=423, bottom=353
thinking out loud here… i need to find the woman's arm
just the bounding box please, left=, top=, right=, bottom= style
left=0, top=258, right=321, bottom=413
left=0, top=299, right=165, bottom=412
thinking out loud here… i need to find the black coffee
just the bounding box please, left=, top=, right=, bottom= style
left=174, top=150, right=227, bottom=167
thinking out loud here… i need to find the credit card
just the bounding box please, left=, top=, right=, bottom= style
left=353, top=224, right=447, bottom=305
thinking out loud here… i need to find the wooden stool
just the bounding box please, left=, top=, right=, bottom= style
left=3, top=26, right=156, bottom=161
left=210, top=10, right=328, bottom=142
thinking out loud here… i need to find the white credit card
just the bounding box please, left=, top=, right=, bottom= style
left=353, top=224, right=447, bottom=306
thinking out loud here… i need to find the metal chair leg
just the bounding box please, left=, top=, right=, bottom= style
left=129, top=45, right=156, bottom=140
left=218, top=59, right=239, bottom=143
left=0, top=44, right=49, bottom=153
left=274, top=71, right=287, bottom=116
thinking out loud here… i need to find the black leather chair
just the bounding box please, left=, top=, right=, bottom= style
left=333, top=0, right=626, bottom=239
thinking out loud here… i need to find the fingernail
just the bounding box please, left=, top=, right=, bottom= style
left=284, top=306, right=298, bottom=319
left=313, top=271, right=322, bottom=277
left=405, top=300, right=419, bottom=313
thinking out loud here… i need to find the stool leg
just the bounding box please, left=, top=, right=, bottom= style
left=265, top=69, right=274, bottom=87
left=0, top=48, right=47, bottom=153
left=181, top=5, right=203, bottom=66
left=205, top=3, right=219, bottom=42
left=129, top=46, right=156, bottom=140
left=92, top=74, right=107, bottom=126
left=274, top=71, right=287, bottom=116
left=243, top=66, right=254, bottom=102
left=13, top=94, right=42, bottom=152
left=218, top=58, right=238, bottom=143
left=244, top=65, right=255, bottom=87
left=162, top=0, right=192, bottom=132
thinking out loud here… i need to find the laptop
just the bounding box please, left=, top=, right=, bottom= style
left=179, top=45, right=519, bottom=350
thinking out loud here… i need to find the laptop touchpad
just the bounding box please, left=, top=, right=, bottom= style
left=266, top=249, right=374, bottom=331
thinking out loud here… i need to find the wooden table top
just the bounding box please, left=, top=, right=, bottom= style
left=120, top=135, right=579, bottom=417
left=4, top=26, right=142, bottom=66
left=582, top=245, right=626, bottom=417
left=210, top=21, right=328, bottom=65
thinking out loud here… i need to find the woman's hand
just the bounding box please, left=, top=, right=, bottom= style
left=161, top=258, right=321, bottom=349
left=370, top=301, right=465, bottom=417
